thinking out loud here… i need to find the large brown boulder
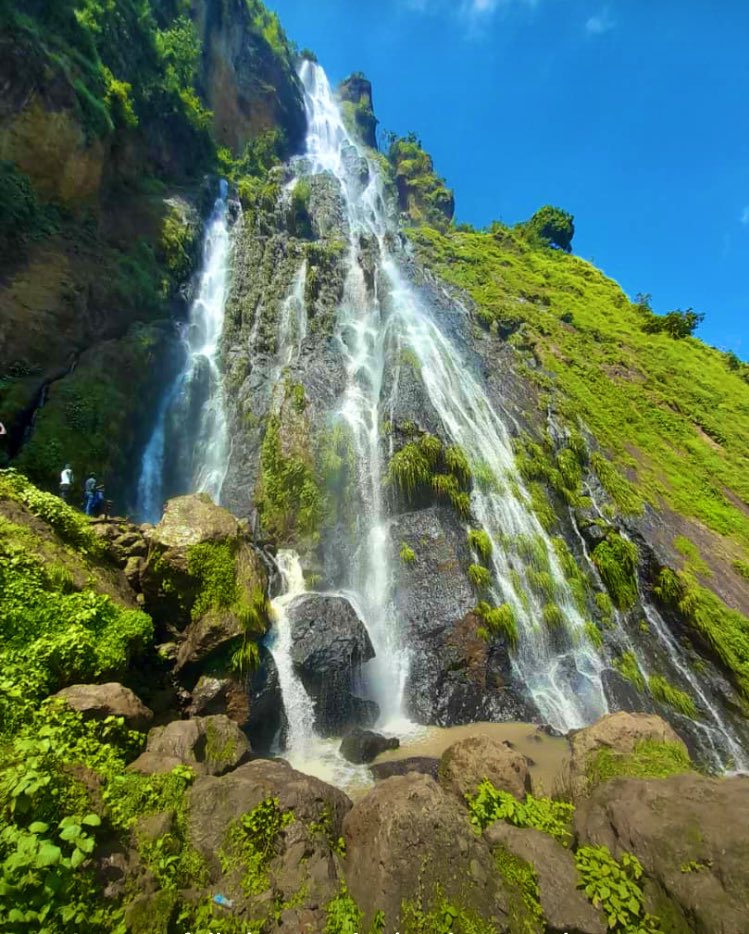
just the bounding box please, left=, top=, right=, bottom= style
left=342, top=772, right=508, bottom=929
left=567, top=712, right=687, bottom=797
left=187, top=759, right=351, bottom=929
left=439, top=734, right=532, bottom=802
left=140, top=494, right=268, bottom=662
left=136, top=715, right=251, bottom=776
left=53, top=683, right=153, bottom=732
left=575, top=772, right=749, bottom=934
left=485, top=822, right=606, bottom=934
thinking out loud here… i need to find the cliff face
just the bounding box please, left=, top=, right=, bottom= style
left=0, top=0, right=304, bottom=502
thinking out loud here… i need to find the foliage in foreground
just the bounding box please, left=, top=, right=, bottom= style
left=466, top=781, right=574, bottom=846
left=576, top=845, right=660, bottom=933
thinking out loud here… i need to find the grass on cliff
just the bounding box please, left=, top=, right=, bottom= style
left=408, top=224, right=749, bottom=557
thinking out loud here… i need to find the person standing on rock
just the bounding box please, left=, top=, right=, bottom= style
left=59, top=464, right=74, bottom=503
left=83, top=474, right=97, bottom=515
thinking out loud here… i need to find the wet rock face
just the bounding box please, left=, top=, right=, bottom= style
left=245, top=644, right=286, bottom=753
left=288, top=593, right=375, bottom=736
left=369, top=756, right=440, bottom=781
left=392, top=505, right=534, bottom=726
left=575, top=773, right=749, bottom=934
left=342, top=772, right=509, bottom=930
left=339, top=729, right=399, bottom=765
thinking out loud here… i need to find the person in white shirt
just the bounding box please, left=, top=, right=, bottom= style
left=59, top=464, right=74, bottom=502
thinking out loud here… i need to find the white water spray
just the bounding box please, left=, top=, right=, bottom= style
left=136, top=183, right=232, bottom=521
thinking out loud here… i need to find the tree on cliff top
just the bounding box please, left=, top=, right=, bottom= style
left=524, top=205, right=575, bottom=252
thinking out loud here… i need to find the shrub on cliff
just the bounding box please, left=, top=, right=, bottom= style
left=523, top=205, right=575, bottom=252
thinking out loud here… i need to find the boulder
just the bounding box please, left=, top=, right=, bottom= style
left=342, top=773, right=509, bottom=929
left=369, top=756, right=440, bottom=781
left=245, top=645, right=286, bottom=753
left=127, top=752, right=184, bottom=775
left=140, top=494, right=268, bottom=639
left=53, top=683, right=153, bottom=732
left=485, top=822, right=606, bottom=934
left=288, top=594, right=375, bottom=735
left=575, top=773, right=749, bottom=934
left=391, top=505, right=533, bottom=725
left=439, top=734, right=532, bottom=802
left=567, top=711, right=688, bottom=797
left=187, top=759, right=351, bottom=925
left=142, top=715, right=251, bottom=776
left=339, top=729, right=399, bottom=765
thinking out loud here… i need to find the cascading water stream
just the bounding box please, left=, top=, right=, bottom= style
left=297, top=61, right=607, bottom=734
left=135, top=182, right=232, bottom=522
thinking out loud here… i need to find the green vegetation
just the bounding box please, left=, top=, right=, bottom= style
left=386, top=132, right=454, bottom=229
left=407, top=224, right=749, bottom=570
left=522, top=205, right=574, bottom=252
left=468, top=563, right=492, bottom=591
left=386, top=433, right=472, bottom=518
left=495, top=846, right=544, bottom=933
left=648, top=675, right=698, bottom=719
left=613, top=651, right=646, bottom=692
left=467, top=781, right=574, bottom=846
left=324, top=885, right=366, bottom=933
left=541, top=602, right=565, bottom=631
left=591, top=533, right=639, bottom=610
left=220, top=797, right=294, bottom=897
left=258, top=414, right=324, bottom=541
left=468, top=528, right=493, bottom=563
left=0, top=505, right=151, bottom=734
left=475, top=601, right=518, bottom=649
left=0, top=161, right=57, bottom=254
left=584, top=620, right=604, bottom=649
left=654, top=567, right=749, bottom=699
left=526, top=569, right=556, bottom=601
left=400, top=542, right=416, bottom=564
left=400, top=888, right=495, bottom=934
left=585, top=740, right=693, bottom=792
left=576, top=846, right=659, bottom=933
left=289, top=178, right=314, bottom=238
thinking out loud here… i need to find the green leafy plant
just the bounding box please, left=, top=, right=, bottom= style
left=220, top=797, right=294, bottom=897
left=592, top=533, right=639, bottom=610
left=466, top=781, right=574, bottom=846
left=575, top=845, right=660, bottom=932
left=400, top=542, right=416, bottom=564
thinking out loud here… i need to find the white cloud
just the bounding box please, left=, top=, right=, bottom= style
left=741, top=205, right=749, bottom=225
left=585, top=9, right=615, bottom=35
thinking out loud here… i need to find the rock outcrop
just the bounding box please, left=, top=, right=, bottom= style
left=339, top=729, right=399, bottom=764
left=342, top=772, right=509, bottom=929
left=288, top=593, right=376, bottom=735
left=338, top=73, right=378, bottom=148
left=575, top=772, right=749, bottom=934
left=439, top=734, right=533, bottom=802
left=53, top=683, right=153, bottom=733
left=485, top=822, right=606, bottom=934
left=567, top=711, right=688, bottom=797
left=133, top=715, right=251, bottom=776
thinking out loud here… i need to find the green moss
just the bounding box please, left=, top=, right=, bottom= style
left=388, top=133, right=454, bottom=230
left=594, top=591, right=615, bottom=626
left=514, top=533, right=551, bottom=571
left=400, top=542, right=416, bottom=564
left=590, top=452, right=643, bottom=516
left=673, top=535, right=711, bottom=576
left=586, top=740, right=693, bottom=789
left=648, top=675, right=698, bottom=719
left=542, top=602, right=565, bottom=630
left=475, top=600, right=518, bottom=649
left=613, top=650, right=645, bottom=692
left=654, top=567, right=749, bottom=699
left=187, top=541, right=239, bottom=620
left=204, top=719, right=238, bottom=771
left=494, top=846, right=544, bottom=933
left=584, top=620, right=603, bottom=649
left=219, top=797, right=294, bottom=898
left=468, top=564, right=492, bottom=591
left=526, top=569, right=556, bottom=601
left=386, top=433, right=472, bottom=519
left=258, top=414, right=323, bottom=541
left=591, top=533, right=639, bottom=610
left=467, top=528, right=493, bottom=563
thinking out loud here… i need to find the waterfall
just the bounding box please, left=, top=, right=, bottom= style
left=135, top=182, right=232, bottom=522
left=298, top=61, right=607, bottom=733
left=267, top=550, right=317, bottom=759
left=300, top=62, right=410, bottom=729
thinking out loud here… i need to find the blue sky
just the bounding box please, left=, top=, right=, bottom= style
left=268, top=0, right=749, bottom=356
